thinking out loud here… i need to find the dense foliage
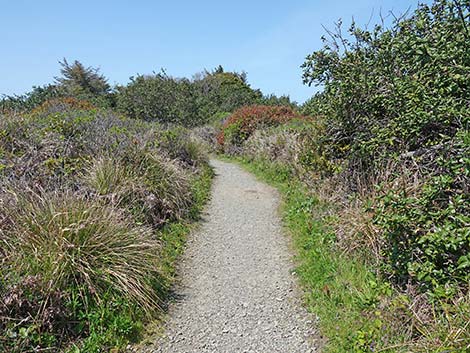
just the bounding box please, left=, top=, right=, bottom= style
left=0, top=102, right=211, bottom=351
left=193, top=68, right=263, bottom=117
left=2, top=63, right=292, bottom=127
left=301, top=0, right=470, bottom=292
left=217, top=105, right=308, bottom=151
left=215, top=0, right=469, bottom=351
left=116, top=72, right=200, bottom=125
left=1, top=60, right=115, bottom=113
left=0, top=84, right=63, bottom=113
left=116, top=68, right=267, bottom=126
left=302, top=1, right=469, bottom=162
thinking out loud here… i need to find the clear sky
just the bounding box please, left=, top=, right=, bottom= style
left=1, top=0, right=428, bottom=103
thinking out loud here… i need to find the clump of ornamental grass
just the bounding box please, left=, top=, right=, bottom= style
left=179, top=139, right=208, bottom=167
left=1, top=190, right=162, bottom=314
left=84, top=153, right=192, bottom=227
left=136, top=153, right=192, bottom=222
left=190, top=125, right=219, bottom=153
left=84, top=156, right=134, bottom=196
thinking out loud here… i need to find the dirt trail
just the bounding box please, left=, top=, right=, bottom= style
left=150, top=159, right=317, bottom=352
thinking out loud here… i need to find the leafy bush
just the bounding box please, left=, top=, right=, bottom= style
left=217, top=105, right=308, bottom=151
left=374, top=133, right=470, bottom=292
left=116, top=72, right=200, bottom=125
left=301, top=0, right=469, bottom=177
left=193, top=68, right=263, bottom=118
left=300, top=0, right=470, bottom=291
left=116, top=67, right=265, bottom=126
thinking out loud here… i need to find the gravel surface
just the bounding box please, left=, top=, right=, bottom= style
left=149, top=159, right=317, bottom=352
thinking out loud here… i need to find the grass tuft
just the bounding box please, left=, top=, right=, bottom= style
left=3, top=191, right=161, bottom=314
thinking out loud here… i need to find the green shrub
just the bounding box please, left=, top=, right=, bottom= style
left=193, top=68, right=263, bottom=118
left=301, top=0, right=470, bottom=291
left=116, top=72, right=201, bottom=125
left=116, top=67, right=267, bottom=126
left=302, top=0, right=469, bottom=175
left=374, top=133, right=470, bottom=292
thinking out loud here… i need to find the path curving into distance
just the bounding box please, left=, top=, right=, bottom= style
left=150, top=159, right=317, bottom=352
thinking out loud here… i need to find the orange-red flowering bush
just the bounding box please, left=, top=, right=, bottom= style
left=217, top=105, right=308, bottom=147
left=31, top=97, right=95, bottom=115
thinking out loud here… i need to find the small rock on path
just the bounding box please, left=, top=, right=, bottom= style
left=148, top=159, right=317, bottom=352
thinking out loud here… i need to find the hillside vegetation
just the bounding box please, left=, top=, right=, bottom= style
left=0, top=52, right=297, bottom=351
left=0, top=100, right=213, bottom=351
left=1, top=0, right=469, bottom=352
left=218, top=0, right=469, bottom=351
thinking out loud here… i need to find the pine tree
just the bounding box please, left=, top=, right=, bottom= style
left=55, top=59, right=110, bottom=97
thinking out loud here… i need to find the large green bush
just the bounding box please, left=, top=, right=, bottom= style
left=302, top=0, right=469, bottom=160
left=193, top=68, right=263, bottom=118
left=116, top=72, right=201, bottom=125
left=301, top=0, right=470, bottom=290
left=116, top=67, right=265, bottom=126
left=374, top=132, right=470, bottom=293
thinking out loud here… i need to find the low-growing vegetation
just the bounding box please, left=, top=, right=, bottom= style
left=0, top=99, right=213, bottom=352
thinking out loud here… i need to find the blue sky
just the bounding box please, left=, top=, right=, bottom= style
left=1, top=0, right=428, bottom=103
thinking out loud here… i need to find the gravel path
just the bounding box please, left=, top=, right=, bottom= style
left=150, top=159, right=317, bottom=352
